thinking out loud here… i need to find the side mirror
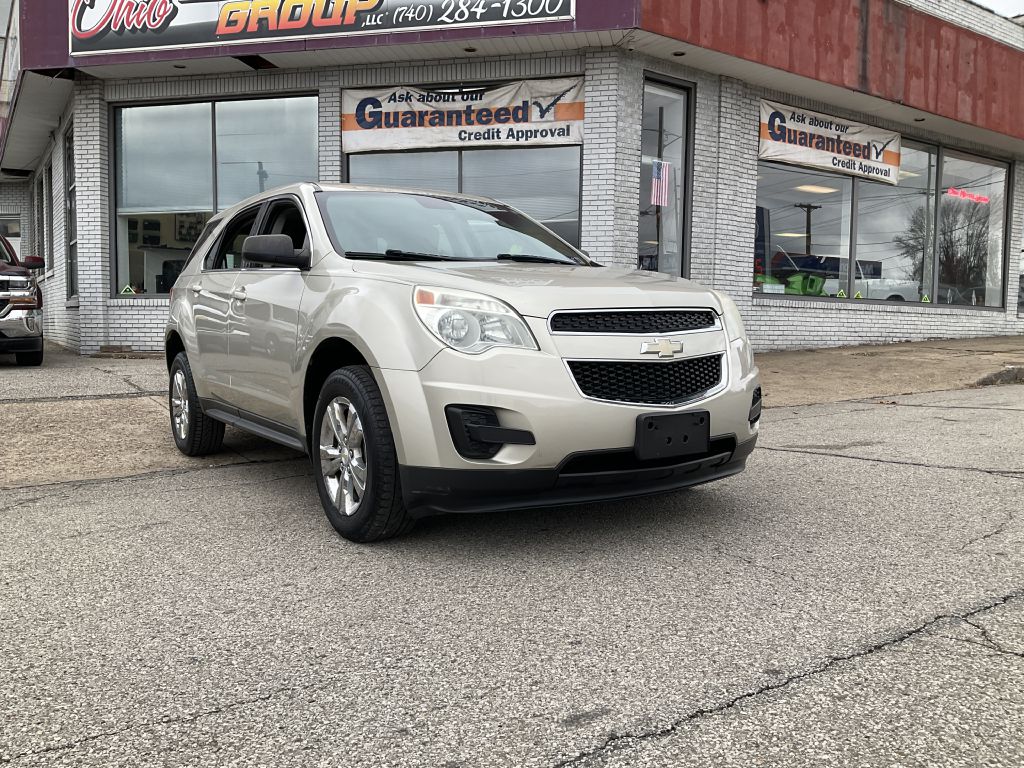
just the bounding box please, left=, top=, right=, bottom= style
left=21, top=256, right=45, bottom=271
left=241, top=235, right=309, bottom=269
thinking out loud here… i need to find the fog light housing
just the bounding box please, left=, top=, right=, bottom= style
left=748, top=387, right=762, bottom=424
left=445, top=405, right=536, bottom=460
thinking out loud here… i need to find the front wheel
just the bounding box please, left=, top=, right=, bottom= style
left=312, top=366, right=411, bottom=542
left=169, top=352, right=225, bottom=456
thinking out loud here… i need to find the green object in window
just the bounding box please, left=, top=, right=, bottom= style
left=784, top=273, right=827, bottom=296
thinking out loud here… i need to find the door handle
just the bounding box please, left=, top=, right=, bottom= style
left=190, top=284, right=202, bottom=295
left=231, top=289, right=247, bottom=302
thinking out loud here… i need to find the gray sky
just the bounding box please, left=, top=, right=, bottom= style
left=972, top=0, right=1024, bottom=16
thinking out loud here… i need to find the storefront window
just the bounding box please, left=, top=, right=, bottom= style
left=462, top=147, right=580, bottom=245
left=215, top=98, right=318, bottom=209
left=935, top=151, right=1007, bottom=307
left=857, top=143, right=937, bottom=303
left=348, top=147, right=582, bottom=247
left=754, top=163, right=853, bottom=296
left=114, top=96, right=317, bottom=296
left=753, top=146, right=1008, bottom=307
left=638, top=80, right=689, bottom=276
left=348, top=151, right=458, bottom=193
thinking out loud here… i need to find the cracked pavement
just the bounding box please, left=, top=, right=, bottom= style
left=1, top=346, right=1022, bottom=766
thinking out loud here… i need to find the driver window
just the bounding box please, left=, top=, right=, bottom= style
left=207, top=207, right=260, bottom=270
left=260, top=200, right=309, bottom=253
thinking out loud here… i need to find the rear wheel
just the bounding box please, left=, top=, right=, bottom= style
left=15, top=349, right=43, bottom=366
left=169, top=352, right=225, bottom=456
left=312, top=366, right=412, bottom=542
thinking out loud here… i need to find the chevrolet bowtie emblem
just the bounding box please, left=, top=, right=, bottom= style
left=640, top=339, right=683, bottom=358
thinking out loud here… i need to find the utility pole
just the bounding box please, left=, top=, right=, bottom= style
left=257, top=161, right=269, bottom=193
left=793, top=203, right=822, bottom=255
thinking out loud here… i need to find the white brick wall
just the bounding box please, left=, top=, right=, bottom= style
left=24, top=94, right=81, bottom=352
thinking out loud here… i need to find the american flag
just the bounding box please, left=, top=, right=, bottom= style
left=651, top=159, right=671, bottom=207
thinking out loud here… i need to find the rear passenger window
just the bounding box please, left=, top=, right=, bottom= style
left=206, top=207, right=260, bottom=270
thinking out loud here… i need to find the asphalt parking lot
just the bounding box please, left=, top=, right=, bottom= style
left=1, top=346, right=1022, bottom=767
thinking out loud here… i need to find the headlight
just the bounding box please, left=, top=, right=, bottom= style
left=716, top=291, right=755, bottom=376
left=414, top=286, right=538, bottom=355
left=717, top=292, right=748, bottom=341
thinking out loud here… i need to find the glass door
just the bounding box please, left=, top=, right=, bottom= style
left=638, top=79, right=691, bottom=276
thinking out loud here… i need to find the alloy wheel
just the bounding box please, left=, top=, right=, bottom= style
left=171, top=369, right=190, bottom=441
left=319, top=397, right=368, bottom=516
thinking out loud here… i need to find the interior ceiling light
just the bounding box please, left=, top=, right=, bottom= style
left=793, top=184, right=838, bottom=194
left=776, top=232, right=809, bottom=238
left=898, top=170, right=920, bottom=178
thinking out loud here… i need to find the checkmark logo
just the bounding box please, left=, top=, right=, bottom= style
left=872, top=135, right=896, bottom=160
left=532, top=87, right=575, bottom=119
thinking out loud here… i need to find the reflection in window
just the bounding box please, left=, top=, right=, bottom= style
left=349, top=147, right=582, bottom=247
left=463, top=147, right=581, bottom=246
left=754, top=163, right=852, bottom=296
left=859, top=144, right=936, bottom=303
left=349, top=151, right=458, bottom=193
left=216, top=98, right=318, bottom=209
left=936, top=151, right=1006, bottom=307
left=114, top=96, right=317, bottom=295
left=638, top=81, right=688, bottom=276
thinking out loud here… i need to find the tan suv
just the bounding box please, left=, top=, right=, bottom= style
left=165, top=184, right=760, bottom=541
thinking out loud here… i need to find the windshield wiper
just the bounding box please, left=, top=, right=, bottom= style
left=345, top=249, right=455, bottom=261
left=496, top=253, right=573, bottom=265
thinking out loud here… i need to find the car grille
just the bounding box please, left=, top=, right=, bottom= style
left=550, top=310, right=717, bottom=334
left=568, top=354, right=723, bottom=405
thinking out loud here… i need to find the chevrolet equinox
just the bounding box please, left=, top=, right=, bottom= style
left=165, top=183, right=761, bottom=541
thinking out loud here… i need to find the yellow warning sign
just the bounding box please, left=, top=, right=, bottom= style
left=854, top=291, right=863, bottom=299
left=921, top=294, right=931, bottom=303
left=836, top=289, right=847, bottom=298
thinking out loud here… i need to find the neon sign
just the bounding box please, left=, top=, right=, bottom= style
left=946, top=187, right=990, bottom=204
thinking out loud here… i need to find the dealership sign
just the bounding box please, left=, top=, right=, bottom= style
left=759, top=101, right=901, bottom=185
left=69, top=0, right=575, bottom=56
left=341, top=78, right=585, bottom=153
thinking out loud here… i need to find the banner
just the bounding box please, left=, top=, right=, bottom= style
left=341, top=77, right=585, bottom=153
left=69, top=0, right=575, bottom=56
left=759, top=101, right=901, bottom=185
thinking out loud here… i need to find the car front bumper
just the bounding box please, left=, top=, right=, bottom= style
left=0, top=309, right=43, bottom=353
left=376, top=328, right=760, bottom=516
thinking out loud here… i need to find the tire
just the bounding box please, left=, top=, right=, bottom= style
left=169, top=352, right=225, bottom=456
left=15, top=349, right=43, bottom=366
left=886, top=295, right=905, bottom=301
left=312, top=366, right=412, bottom=542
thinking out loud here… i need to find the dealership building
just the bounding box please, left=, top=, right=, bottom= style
left=0, top=0, right=1022, bottom=353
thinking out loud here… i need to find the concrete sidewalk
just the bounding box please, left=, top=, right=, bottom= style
left=757, top=336, right=1024, bottom=407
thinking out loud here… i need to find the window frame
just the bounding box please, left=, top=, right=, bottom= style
left=754, top=139, right=1013, bottom=311
left=108, top=92, right=318, bottom=297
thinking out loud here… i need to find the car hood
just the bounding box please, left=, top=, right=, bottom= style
left=347, top=260, right=723, bottom=316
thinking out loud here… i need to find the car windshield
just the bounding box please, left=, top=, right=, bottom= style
left=316, top=190, right=588, bottom=265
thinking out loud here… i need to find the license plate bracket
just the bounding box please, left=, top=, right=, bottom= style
left=634, top=411, right=710, bottom=461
